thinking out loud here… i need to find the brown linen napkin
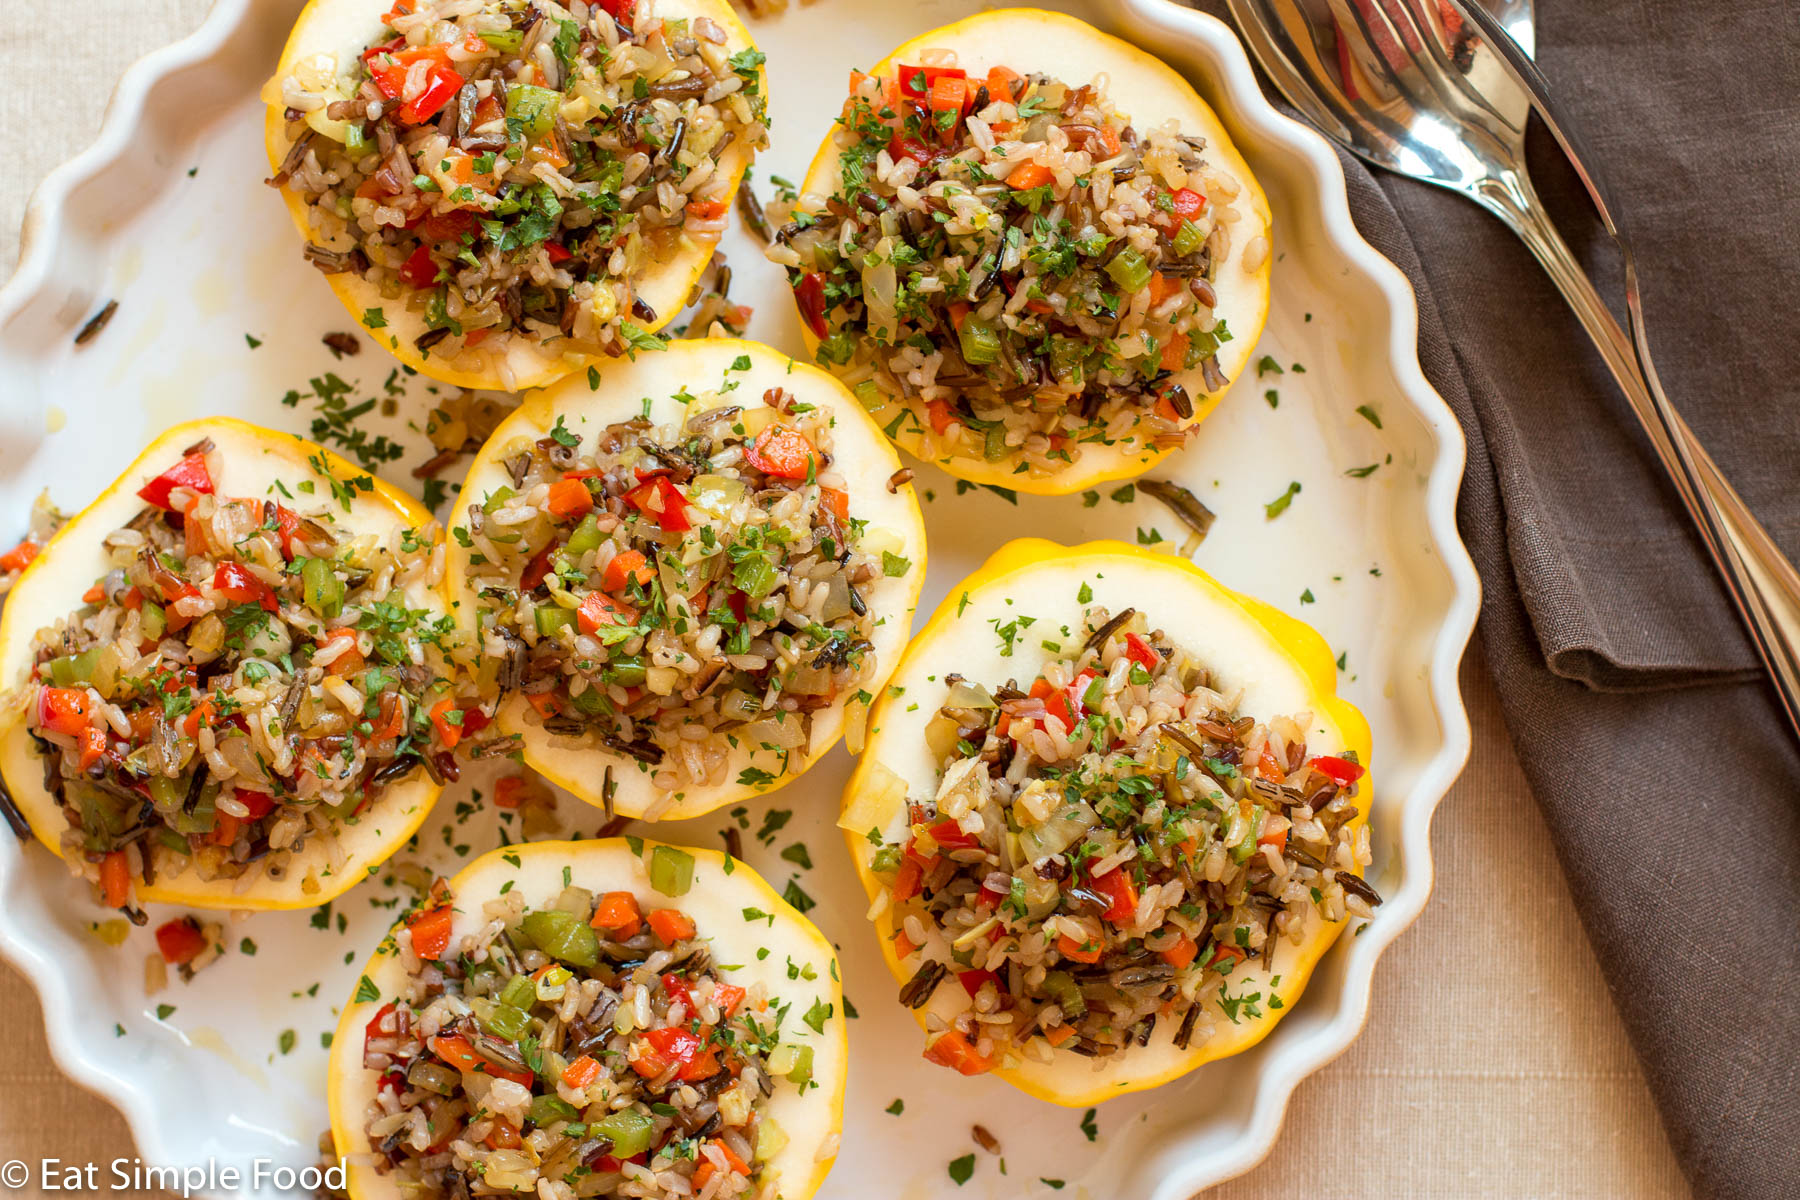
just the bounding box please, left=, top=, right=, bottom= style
left=1182, top=1, right=1800, bottom=1196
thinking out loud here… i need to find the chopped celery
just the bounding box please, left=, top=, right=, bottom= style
left=482, top=485, right=516, bottom=516
left=48, top=648, right=101, bottom=687
left=958, top=318, right=1001, bottom=366
left=505, top=85, right=561, bottom=138
left=520, top=908, right=599, bottom=968
left=853, top=380, right=885, bottom=412
left=475, top=997, right=532, bottom=1041
left=528, top=1094, right=581, bottom=1128
left=1041, top=969, right=1086, bottom=1019
left=1105, top=247, right=1152, bottom=293
left=139, top=600, right=167, bottom=642
left=1172, top=219, right=1206, bottom=257
left=768, top=1042, right=814, bottom=1085
left=145, top=773, right=185, bottom=815
left=603, top=654, right=647, bottom=688
left=593, top=1109, right=654, bottom=1157
left=648, top=845, right=694, bottom=897
left=567, top=684, right=609, bottom=717
left=564, top=514, right=603, bottom=558
left=983, top=426, right=1009, bottom=461
left=535, top=607, right=576, bottom=638
left=300, top=557, right=344, bottom=619
left=732, top=552, right=778, bottom=599
left=480, top=29, right=524, bottom=51
left=343, top=122, right=368, bottom=156
left=869, top=844, right=902, bottom=873
left=1231, top=807, right=1266, bottom=863
left=498, top=973, right=538, bottom=1011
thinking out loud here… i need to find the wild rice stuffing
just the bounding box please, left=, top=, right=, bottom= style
left=455, top=382, right=906, bottom=796
left=271, top=0, right=769, bottom=372
left=867, top=605, right=1379, bottom=1073
left=769, top=54, right=1242, bottom=477
left=14, top=438, right=456, bottom=911
left=362, top=873, right=808, bottom=1198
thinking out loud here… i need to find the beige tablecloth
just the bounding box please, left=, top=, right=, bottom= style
left=0, top=4, right=1690, bottom=1197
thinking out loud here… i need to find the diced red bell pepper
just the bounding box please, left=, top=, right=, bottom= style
left=888, top=135, right=947, bottom=170
left=520, top=542, right=556, bottom=591
left=1122, top=632, right=1161, bottom=673
left=234, top=788, right=275, bottom=820
left=819, top=486, right=850, bottom=523
left=744, top=424, right=816, bottom=480
left=1055, top=932, right=1104, bottom=964
left=793, top=272, right=829, bottom=339
left=36, top=687, right=93, bottom=736
left=1170, top=187, right=1208, bottom=224
left=660, top=972, right=695, bottom=1008
left=417, top=208, right=477, bottom=243
left=925, top=818, right=978, bottom=852
left=892, top=856, right=925, bottom=902
left=1159, top=933, right=1199, bottom=970
left=399, top=244, right=441, bottom=290
left=136, top=453, right=214, bottom=511
left=78, top=725, right=108, bottom=773
left=622, top=474, right=690, bottom=532
left=1027, top=676, right=1075, bottom=731
left=633, top=1025, right=702, bottom=1077
left=544, top=241, right=573, bottom=263
left=896, top=64, right=965, bottom=100
left=154, top=917, right=208, bottom=965
left=211, top=561, right=278, bottom=613
left=1091, top=868, right=1139, bottom=925
left=925, top=398, right=960, bottom=436
left=363, top=1002, right=399, bottom=1049
left=408, top=904, right=453, bottom=960
left=1311, top=754, right=1366, bottom=786
left=713, top=983, right=745, bottom=1016
left=273, top=505, right=302, bottom=559
left=368, top=45, right=463, bottom=124
left=956, top=968, right=1001, bottom=998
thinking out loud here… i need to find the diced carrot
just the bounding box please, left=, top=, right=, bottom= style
left=893, top=931, right=919, bottom=960
left=819, top=486, right=850, bottom=523
left=463, top=328, right=491, bottom=347
left=713, top=1138, right=751, bottom=1175
left=78, top=725, right=107, bottom=773
left=318, top=628, right=365, bottom=676
left=82, top=582, right=105, bottom=604
left=713, top=983, right=746, bottom=1016
left=591, top=890, right=642, bottom=939
left=524, top=690, right=560, bottom=719
left=1043, top=1023, right=1077, bottom=1047
left=685, top=198, right=728, bottom=220
left=692, top=1162, right=719, bottom=1191
left=408, top=904, right=454, bottom=960
left=929, top=74, right=967, bottom=117
left=1258, top=823, right=1290, bottom=852
left=562, top=1054, right=602, bottom=1090
left=1056, top=932, right=1104, bottom=964
left=849, top=68, right=869, bottom=95
left=429, top=1034, right=534, bottom=1086
left=428, top=697, right=462, bottom=750
left=945, top=300, right=971, bottom=332
left=1257, top=744, right=1284, bottom=780
left=98, top=851, right=131, bottom=909
left=181, top=697, right=214, bottom=739
left=1160, top=332, right=1189, bottom=374
left=923, top=1029, right=993, bottom=1076
left=892, top=857, right=924, bottom=902
left=647, top=908, right=696, bottom=945
left=1092, top=868, right=1138, bottom=925
left=601, top=549, right=653, bottom=594
left=1006, top=161, right=1054, bottom=190
left=0, top=539, right=39, bottom=573
left=925, top=398, right=959, bottom=437
left=985, top=65, right=1023, bottom=103
left=577, top=591, right=638, bottom=635
left=745, top=424, right=817, bottom=481
left=1159, top=933, right=1199, bottom=970
left=209, top=810, right=241, bottom=847
left=545, top=477, right=594, bottom=519
left=484, top=1118, right=520, bottom=1150
left=1208, top=942, right=1249, bottom=970
left=1148, top=272, right=1182, bottom=307
left=494, top=775, right=525, bottom=809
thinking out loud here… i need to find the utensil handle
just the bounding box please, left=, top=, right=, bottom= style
left=1491, top=182, right=1800, bottom=736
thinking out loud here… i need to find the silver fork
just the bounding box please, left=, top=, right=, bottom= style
left=1223, top=0, right=1800, bottom=741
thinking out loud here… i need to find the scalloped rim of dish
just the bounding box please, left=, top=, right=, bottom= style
left=0, top=0, right=1480, bottom=1194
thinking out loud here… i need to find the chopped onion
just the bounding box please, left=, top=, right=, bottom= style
left=744, top=716, right=806, bottom=750
left=840, top=760, right=907, bottom=835
left=1018, top=801, right=1100, bottom=865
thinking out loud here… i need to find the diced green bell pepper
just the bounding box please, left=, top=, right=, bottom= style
left=603, top=654, right=647, bottom=688
left=535, top=606, right=576, bottom=638
left=564, top=514, right=604, bottom=559
left=47, top=648, right=101, bottom=688
left=506, top=85, right=561, bottom=138
left=499, top=973, right=538, bottom=1011
left=528, top=1094, right=582, bottom=1128
left=300, top=557, right=344, bottom=620
left=1172, top=219, right=1206, bottom=257
left=958, top=318, right=1001, bottom=366
left=1105, top=247, right=1152, bottom=293
left=1041, top=969, right=1086, bottom=1019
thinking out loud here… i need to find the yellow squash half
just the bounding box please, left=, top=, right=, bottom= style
left=328, top=838, right=848, bottom=1200
left=0, top=419, right=444, bottom=910
left=263, top=0, right=761, bottom=391
left=841, top=539, right=1371, bottom=1105
left=792, top=8, right=1272, bottom=495
left=444, top=338, right=928, bottom=820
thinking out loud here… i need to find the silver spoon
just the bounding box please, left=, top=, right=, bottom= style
left=1223, top=0, right=1800, bottom=740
